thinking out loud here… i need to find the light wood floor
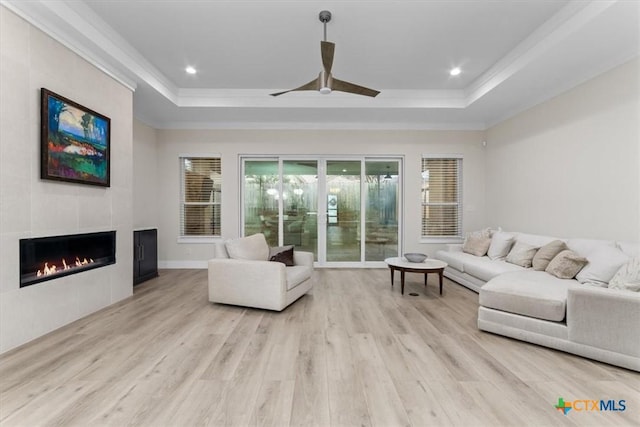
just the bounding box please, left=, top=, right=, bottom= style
left=1, top=269, right=638, bottom=427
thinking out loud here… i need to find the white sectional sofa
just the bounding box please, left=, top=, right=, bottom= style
left=435, top=232, right=640, bottom=372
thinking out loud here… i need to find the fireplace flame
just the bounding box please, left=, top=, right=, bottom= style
left=35, top=257, right=95, bottom=277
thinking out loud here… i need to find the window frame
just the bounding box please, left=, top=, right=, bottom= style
left=178, top=154, right=222, bottom=243
left=420, top=154, right=463, bottom=243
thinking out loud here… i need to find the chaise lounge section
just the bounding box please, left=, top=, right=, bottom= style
left=436, top=231, right=640, bottom=371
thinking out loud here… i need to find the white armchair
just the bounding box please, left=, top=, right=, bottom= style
left=208, top=234, right=314, bottom=311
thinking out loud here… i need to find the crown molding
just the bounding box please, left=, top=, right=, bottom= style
left=176, top=89, right=467, bottom=109
left=464, top=0, right=616, bottom=106
left=139, top=118, right=487, bottom=131
left=0, top=0, right=137, bottom=91
left=1, top=0, right=624, bottom=120
left=484, top=51, right=639, bottom=129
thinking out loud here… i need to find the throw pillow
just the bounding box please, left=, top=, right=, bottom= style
left=225, top=233, right=269, bottom=261
left=532, top=240, right=568, bottom=271
left=608, top=256, right=640, bottom=292
left=545, top=250, right=588, bottom=279
left=505, top=241, right=538, bottom=268
left=464, top=228, right=492, bottom=241
left=269, top=245, right=295, bottom=266
left=462, top=235, right=491, bottom=257
left=487, top=231, right=516, bottom=260
left=575, top=245, right=629, bottom=287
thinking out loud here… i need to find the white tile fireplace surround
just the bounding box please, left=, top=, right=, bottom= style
left=0, top=6, right=134, bottom=354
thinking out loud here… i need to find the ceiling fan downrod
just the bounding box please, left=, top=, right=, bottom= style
left=319, top=10, right=331, bottom=41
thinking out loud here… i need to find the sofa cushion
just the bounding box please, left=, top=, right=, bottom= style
left=213, top=242, right=230, bottom=259
left=435, top=250, right=480, bottom=272
left=286, top=265, right=311, bottom=290
left=506, top=241, right=538, bottom=268
left=609, top=257, right=640, bottom=292
left=462, top=235, right=491, bottom=256
left=225, top=233, right=269, bottom=261
left=532, top=240, right=567, bottom=271
left=480, top=271, right=577, bottom=321
left=462, top=257, right=524, bottom=282
left=487, top=231, right=516, bottom=260
left=269, top=245, right=295, bottom=266
left=617, top=241, right=640, bottom=258
left=546, top=250, right=588, bottom=279
left=567, top=238, right=616, bottom=257
left=514, top=233, right=562, bottom=248
left=575, top=245, right=629, bottom=286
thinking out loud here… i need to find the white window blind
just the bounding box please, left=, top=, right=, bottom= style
left=180, top=157, right=221, bottom=237
left=421, top=157, right=462, bottom=238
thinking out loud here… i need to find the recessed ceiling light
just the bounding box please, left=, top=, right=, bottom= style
left=450, top=67, right=461, bottom=76
left=185, top=66, right=197, bottom=75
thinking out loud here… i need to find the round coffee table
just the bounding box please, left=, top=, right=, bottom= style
left=384, top=257, right=448, bottom=295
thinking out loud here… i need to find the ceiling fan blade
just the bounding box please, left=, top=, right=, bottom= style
left=270, top=78, right=319, bottom=96
left=321, top=41, right=335, bottom=73
left=331, top=77, right=380, bottom=97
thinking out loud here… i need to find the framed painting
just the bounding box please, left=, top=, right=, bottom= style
left=40, top=88, right=110, bottom=187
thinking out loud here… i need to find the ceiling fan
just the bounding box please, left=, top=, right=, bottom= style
left=270, top=10, right=380, bottom=98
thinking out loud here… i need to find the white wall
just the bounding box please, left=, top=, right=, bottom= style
left=133, top=119, right=159, bottom=229
left=485, top=58, right=640, bottom=242
left=0, top=6, right=134, bottom=353
left=154, top=129, right=486, bottom=266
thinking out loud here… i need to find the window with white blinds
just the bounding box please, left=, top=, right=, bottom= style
left=180, top=157, right=221, bottom=237
left=421, top=156, right=462, bottom=239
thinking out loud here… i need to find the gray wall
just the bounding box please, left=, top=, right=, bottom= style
left=136, top=129, right=487, bottom=266
left=133, top=60, right=640, bottom=270
left=485, top=58, right=639, bottom=241
left=133, top=119, right=159, bottom=229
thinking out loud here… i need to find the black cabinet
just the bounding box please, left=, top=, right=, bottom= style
left=134, top=229, right=158, bottom=285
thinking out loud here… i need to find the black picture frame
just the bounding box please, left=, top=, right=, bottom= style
left=40, top=88, right=111, bottom=187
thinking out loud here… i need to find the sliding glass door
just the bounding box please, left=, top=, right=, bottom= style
left=326, top=161, right=361, bottom=262
left=364, top=160, right=399, bottom=261
left=282, top=160, right=318, bottom=255
left=243, top=160, right=280, bottom=247
left=243, top=159, right=319, bottom=256
left=242, top=156, right=401, bottom=266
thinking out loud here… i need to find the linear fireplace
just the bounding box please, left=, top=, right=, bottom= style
left=20, top=231, right=116, bottom=288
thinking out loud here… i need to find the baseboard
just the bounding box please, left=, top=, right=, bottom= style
left=159, top=260, right=390, bottom=269
left=159, top=260, right=208, bottom=269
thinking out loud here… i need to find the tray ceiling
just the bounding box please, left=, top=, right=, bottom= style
left=3, top=0, right=639, bottom=129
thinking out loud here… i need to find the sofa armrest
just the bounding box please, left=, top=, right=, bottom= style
left=294, top=250, right=314, bottom=267
left=567, top=286, right=640, bottom=357
left=208, top=259, right=287, bottom=309
left=444, top=244, right=463, bottom=253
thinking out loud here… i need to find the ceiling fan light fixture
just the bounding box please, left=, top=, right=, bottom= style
left=269, top=10, right=379, bottom=98
left=319, top=70, right=332, bottom=94
left=450, top=67, right=461, bottom=76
